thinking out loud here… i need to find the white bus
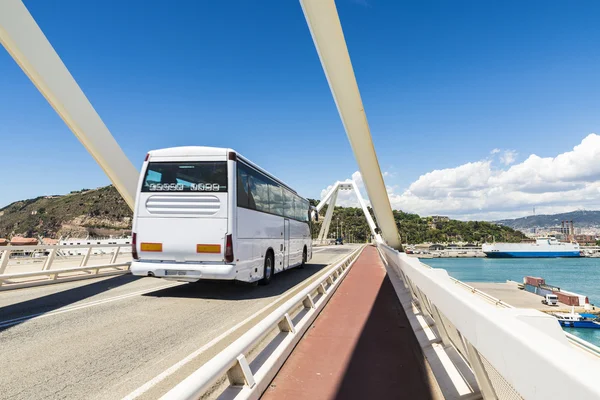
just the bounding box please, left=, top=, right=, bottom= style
left=130, top=146, right=313, bottom=284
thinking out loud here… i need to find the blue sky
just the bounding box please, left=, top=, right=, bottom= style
left=2, top=0, right=600, bottom=219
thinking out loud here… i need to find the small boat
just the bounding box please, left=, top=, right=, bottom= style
left=555, top=308, right=600, bottom=329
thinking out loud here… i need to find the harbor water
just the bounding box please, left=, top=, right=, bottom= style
left=422, top=257, right=600, bottom=347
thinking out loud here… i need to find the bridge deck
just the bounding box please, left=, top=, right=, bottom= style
left=262, top=245, right=438, bottom=400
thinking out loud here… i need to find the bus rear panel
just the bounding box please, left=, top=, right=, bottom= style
left=131, top=147, right=235, bottom=281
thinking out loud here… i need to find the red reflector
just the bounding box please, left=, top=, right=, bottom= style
left=132, top=233, right=139, bottom=260
left=225, top=234, right=234, bottom=263
left=228, top=152, right=237, bottom=161
left=144, top=153, right=150, bottom=161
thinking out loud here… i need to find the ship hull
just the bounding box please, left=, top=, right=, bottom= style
left=482, top=239, right=580, bottom=258
left=559, top=320, right=600, bottom=328
left=485, top=251, right=581, bottom=258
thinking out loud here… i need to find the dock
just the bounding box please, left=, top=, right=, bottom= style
left=467, top=281, right=597, bottom=314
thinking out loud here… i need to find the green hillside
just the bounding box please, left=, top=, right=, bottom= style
left=0, top=186, right=132, bottom=239
left=310, top=201, right=526, bottom=244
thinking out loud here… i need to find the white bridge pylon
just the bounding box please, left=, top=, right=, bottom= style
left=300, top=0, right=402, bottom=249
left=0, top=0, right=139, bottom=209
left=316, top=180, right=382, bottom=244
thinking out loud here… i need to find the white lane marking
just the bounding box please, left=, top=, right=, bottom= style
left=122, top=297, right=276, bottom=400
left=123, top=251, right=353, bottom=399
left=0, top=282, right=182, bottom=329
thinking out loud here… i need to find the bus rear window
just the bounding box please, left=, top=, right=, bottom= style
left=142, top=161, right=227, bottom=192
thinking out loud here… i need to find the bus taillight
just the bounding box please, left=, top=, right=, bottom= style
left=225, top=234, right=234, bottom=263
left=132, top=233, right=139, bottom=260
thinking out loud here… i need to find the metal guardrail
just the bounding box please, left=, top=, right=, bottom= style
left=448, top=276, right=514, bottom=309
left=564, top=331, right=600, bottom=357
left=161, top=245, right=365, bottom=400
left=0, top=243, right=131, bottom=290
left=0, top=262, right=131, bottom=290
left=416, top=259, right=514, bottom=308
left=378, top=243, right=600, bottom=400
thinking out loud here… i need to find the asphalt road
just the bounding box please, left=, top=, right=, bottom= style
left=0, top=244, right=359, bottom=400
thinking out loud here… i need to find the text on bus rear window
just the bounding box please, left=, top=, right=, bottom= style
left=142, top=161, right=227, bottom=192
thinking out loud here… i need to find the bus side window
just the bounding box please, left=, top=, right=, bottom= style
left=269, top=183, right=283, bottom=216
left=251, top=173, right=269, bottom=213
left=292, top=197, right=300, bottom=221
left=301, top=199, right=309, bottom=222
left=293, top=196, right=308, bottom=222
left=247, top=174, right=257, bottom=210
left=237, top=165, right=249, bottom=207
left=283, top=189, right=294, bottom=219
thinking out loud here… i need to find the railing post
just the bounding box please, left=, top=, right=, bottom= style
left=226, top=354, right=256, bottom=388
left=110, top=245, right=120, bottom=264
left=80, top=247, right=92, bottom=267
left=464, top=341, right=498, bottom=399
left=430, top=305, right=452, bottom=348
left=303, top=294, right=316, bottom=309
left=318, top=283, right=327, bottom=294
left=0, top=248, right=10, bottom=274
left=42, top=249, right=56, bottom=271
left=278, top=313, right=296, bottom=334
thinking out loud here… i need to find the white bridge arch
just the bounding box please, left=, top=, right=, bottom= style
left=315, top=180, right=382, bottom=244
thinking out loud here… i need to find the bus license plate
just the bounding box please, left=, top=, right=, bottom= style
left=165, top=270, right=188, bottom=276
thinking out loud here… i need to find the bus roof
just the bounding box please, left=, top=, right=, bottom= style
left=147, top=146, right=301, bottom=197
left=148, top=146, right=229, bottom=158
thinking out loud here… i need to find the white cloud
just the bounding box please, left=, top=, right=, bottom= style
left=500, top=149, right=518, bottom=166
left=319, top=134, right=600, bottom=220
left=490, top=148, right=501, bottom=155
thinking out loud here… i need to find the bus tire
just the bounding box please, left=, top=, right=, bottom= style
left=299, top=246, right=307, bottom=269
left=259, top=251, right=274, bottom=285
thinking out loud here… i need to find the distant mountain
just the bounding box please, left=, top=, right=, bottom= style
left=495, top=210, right=600, bottom=230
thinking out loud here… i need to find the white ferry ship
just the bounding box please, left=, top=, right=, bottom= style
left=482, top=237, right=580, bottom=258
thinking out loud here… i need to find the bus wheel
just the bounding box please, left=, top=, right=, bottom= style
left=259, top=252, right=274, bottom=285
left=299, top=247, right=307, bottom=269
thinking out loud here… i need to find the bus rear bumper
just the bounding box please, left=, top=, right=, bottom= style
left=131, top=261, right=237, bottom=281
